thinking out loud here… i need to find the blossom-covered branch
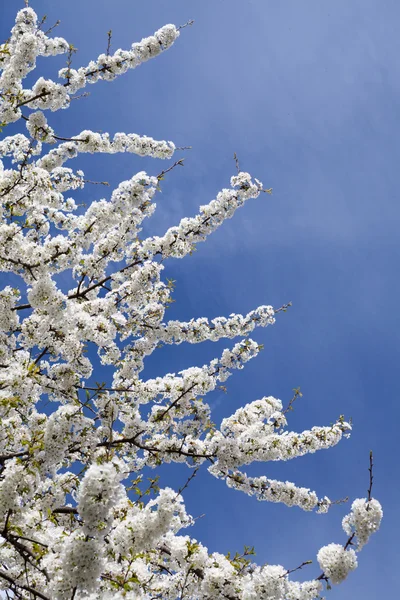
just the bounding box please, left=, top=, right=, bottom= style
left=0, top=6, right=382, bottom=600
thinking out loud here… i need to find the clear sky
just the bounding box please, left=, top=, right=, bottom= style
left=1, top=1, right=398, bottom=598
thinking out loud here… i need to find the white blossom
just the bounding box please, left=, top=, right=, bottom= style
left=342, top=497, right=383, bottom=550
left=317, top=543, right=358, bottom=584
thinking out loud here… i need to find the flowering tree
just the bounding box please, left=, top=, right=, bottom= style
left=0, top=5, right=382, bottom=600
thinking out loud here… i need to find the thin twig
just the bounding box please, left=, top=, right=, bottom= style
left=174, top=467, right=199, bottom=501
left=106, top=30, right=112, bottom=56
left=317, top=452, right=375, bottom=586
left=274, top=302, right=292, bottom=314
left=65, top=44, right=77, bottom=84
left=367, top=450, right=374, bottom=508
left=233, top=152, right=240, bottom=174
left=281, top=560, right=312, bottom=578
left=70, top=91, right=90, bottom=102
left=83, top=179, right=109, bottom=186
left=330, top=496, right=349, bottom=506
left=157, top=158, right=185, bottom=181
left=43, top=19, right=61, bottom=37
left=178, top=20, right=194, bottom=30
left=283, top=387, right=302, bottom=415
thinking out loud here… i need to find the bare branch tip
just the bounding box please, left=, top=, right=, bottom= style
left=106, top=30, right=113, bottom=56
left=178, top=19, right=195, bottom=31
left=367, top=450, right=374, bottom=507
left=274, top=302, right=292, bottom=314
left=157, top=159, right=185, bottom=181
left=233, top=152, right=240, bottom=174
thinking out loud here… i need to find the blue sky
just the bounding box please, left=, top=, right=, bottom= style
left=1, top=1, right=398, bottom=597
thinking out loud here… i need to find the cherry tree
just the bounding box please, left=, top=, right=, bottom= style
left=0, top=5, right=382, bottom=600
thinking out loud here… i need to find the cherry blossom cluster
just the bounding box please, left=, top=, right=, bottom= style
left=158, top=305, right=276, bottom=345
left=342, top=497, right=383, bottom=550
left=139, top=172, right=264, bottom=261
left=0, top=6, right=179, bottom=124
left=38, top=130, right=175, bottom=172
left=0, top=6, right=382, bottom=600
left=0, top=7, right=69, bottom=124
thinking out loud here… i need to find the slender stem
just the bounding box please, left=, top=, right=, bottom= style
left=367, top=450, right=374, bottom=509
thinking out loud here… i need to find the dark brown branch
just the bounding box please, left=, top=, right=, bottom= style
left=1, top=528, right=49, bottom=580
left=12, top=535, right=48, bottom=549
left=367, top=450, right=374, bottom=507
left=97, top=436, right=214, bottom=460
left=0, top=451, right=28, bottom=463
left=34, top=347, right=49, bottom=365
left=343, top=532, right=356, bottom=551
left=15, top=91, right=50, bottom=109
left=0, top=570, right=50, bottom=600
left=12, top=303, right=31, bottom=312
left=52, top=507, right=79, bottom=515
